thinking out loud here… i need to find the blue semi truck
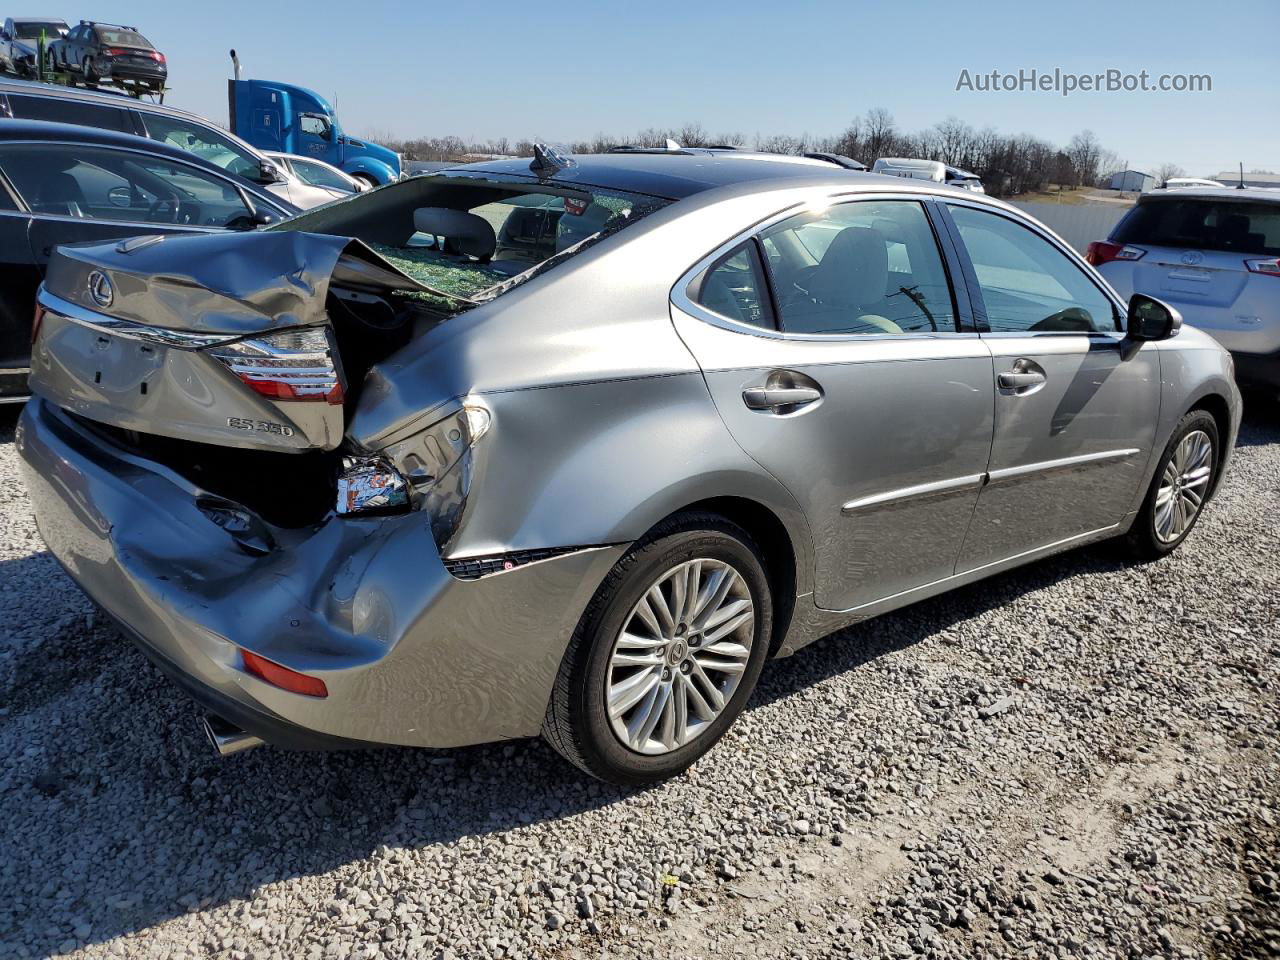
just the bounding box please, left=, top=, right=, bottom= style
left=227, top=50, right=401, bottom=187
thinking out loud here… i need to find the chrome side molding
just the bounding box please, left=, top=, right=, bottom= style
left=842, top=449, right=1141, bottom=515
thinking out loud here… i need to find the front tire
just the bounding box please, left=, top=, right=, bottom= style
left=1125, top=409, right=1219, bottom=560
left=351, top=172, right=379, bottom=190
left=543, top=513, right=773, bottom=785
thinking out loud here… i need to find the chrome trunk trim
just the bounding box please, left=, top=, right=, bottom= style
left=36, top=290, right=241, bottom=349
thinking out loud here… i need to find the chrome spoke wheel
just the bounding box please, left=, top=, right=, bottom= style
left=1154, top=429, right=1213, bottom=544
left=606, top=558, right=754, bottom=755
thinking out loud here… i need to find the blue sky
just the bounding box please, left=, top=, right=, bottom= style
left=85, top=0, right=1273, bottom=176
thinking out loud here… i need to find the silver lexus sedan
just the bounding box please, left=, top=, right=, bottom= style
left=17, top=147, right=1240, bottom=784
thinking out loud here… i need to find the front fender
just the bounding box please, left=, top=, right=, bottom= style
left=341, top=157, right=396, bottom=185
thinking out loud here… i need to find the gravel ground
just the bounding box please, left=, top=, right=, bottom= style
left=0, top=401, right=1277, bottom=960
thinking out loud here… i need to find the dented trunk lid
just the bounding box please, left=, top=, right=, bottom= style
left=29, top=230, right=467, bottom=453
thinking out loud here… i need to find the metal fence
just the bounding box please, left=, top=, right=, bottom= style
left=1007, top=202, right=1130, bottom=254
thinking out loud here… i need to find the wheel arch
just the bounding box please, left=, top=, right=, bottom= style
left=639, top=495, right=801, bottom=659
left=1187, top=389, right=1233, bottom=496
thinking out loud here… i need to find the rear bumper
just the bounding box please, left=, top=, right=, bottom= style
left=0, top=366, right=29, bottom=402
left=16, top=397, right=623, bottom=749
left=100, top=62, right=166, bottom=83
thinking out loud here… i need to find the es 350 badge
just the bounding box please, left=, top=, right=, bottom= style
left=227, top=417, right=295, bottom=437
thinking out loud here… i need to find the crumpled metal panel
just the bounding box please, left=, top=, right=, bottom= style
left=41, top=230, right=458, bottom=336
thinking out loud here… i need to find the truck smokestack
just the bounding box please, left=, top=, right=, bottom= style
left=230, top=48, right=241, bottom=81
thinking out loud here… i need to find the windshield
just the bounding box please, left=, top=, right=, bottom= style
left=289, top=157, right=352, bottom=191
left=139, top=114, right=262, bottom=182
left=1115, top=198, right=1280, bottom=256
left=274, top=174, right=669, bottom=306
left=94, top=29, right=153, bottom=48
left=14, top=21, right=66, bottom=39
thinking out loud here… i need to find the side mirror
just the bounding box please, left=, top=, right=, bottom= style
left=226, top=208, right=276, bottom=231
left=1127, top=293, right=1182, bottom=341
left=258, top=161, right=285, bottom=185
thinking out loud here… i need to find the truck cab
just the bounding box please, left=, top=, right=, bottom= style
left=228, top=75, right=401, bottom=187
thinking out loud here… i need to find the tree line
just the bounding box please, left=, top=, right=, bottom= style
left=370, top=109, right=1137, bottom=198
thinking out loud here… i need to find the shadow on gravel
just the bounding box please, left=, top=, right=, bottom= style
left=0, top=400, right=1276, bottom=956
left=0, top=403, right=20, bottom=441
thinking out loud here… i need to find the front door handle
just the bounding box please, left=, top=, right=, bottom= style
left=997, top=359, right=1047, bottom=395
left=742, top=385, right=823, bottom=410
left=997, top=371, right=1045, bottom=389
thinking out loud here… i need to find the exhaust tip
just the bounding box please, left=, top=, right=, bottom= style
left=203, top=714, right=265, bottom=757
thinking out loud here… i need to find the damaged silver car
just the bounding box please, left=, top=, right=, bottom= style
left=17, top=147, right=1241, bottom=784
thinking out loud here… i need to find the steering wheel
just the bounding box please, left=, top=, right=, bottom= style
left=146, top=193, right=181, bottom=224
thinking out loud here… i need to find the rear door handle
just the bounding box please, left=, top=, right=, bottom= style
left=742, top=386, right=823, bottom=410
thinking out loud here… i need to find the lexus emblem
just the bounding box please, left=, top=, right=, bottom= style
left=87, top=270, right=114, bottom=308
left=1180, top=250, right=1204, bottom=266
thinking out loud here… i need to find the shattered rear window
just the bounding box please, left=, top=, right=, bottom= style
left=272, top=174, right=669, bottom=308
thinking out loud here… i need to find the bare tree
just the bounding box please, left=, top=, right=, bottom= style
left=862, top=107, right=897, bottom=162
left=376, top=112, right=1118, bottom=199
left=1152, top=163, right=1186, bottom=186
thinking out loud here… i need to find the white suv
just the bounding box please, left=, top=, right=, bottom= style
left=1089, top=188, right=1280, bottom=394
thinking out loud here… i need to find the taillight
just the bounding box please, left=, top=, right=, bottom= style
left=240, top=650, right=328, bottom=698
left=152, top=51, right=165, bottom=62
left=31, top=303, right=45, bottom=344
left=1085, top=241, right=1146, bottom=266
left=208, top=327, right=344, bottom=404
left=1245, top=257, right=1280, bottom=277
left=104, top=47, right=127, bottom=56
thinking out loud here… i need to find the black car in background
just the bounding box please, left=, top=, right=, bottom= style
left=49, top=20, right=166, bottom=94
left=0, top=119, right=295, bottom=402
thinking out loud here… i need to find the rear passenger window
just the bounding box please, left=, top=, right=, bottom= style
left=694, top=242, right=774, bottom=329
left=949, top=205, right=1120, bottom=333
left=759, top=200, right=956, bottom=335
left=5, top=94, right=133, bottom=133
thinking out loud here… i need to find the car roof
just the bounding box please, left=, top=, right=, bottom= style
left=1139, top=186, right=1280, bottom=203
left=0, top=77, right=225, bottom=126
left=0, top=118, right=295, bottom=209
left=440, top=152, right=893, bottom=201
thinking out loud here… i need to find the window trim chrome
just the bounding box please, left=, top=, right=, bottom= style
left=671, top=190, right=975, bottom=343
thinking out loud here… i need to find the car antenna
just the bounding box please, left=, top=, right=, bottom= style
left=529, top=143, right=575, bottom=175
left=665, top=138, right=682, bottom=151
left=1238, top=161, right=1245, bottom=190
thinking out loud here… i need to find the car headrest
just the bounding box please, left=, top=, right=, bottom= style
left=413, top=207, right=496, bottom=260
left=809, top=226, right=889, bottom=307
left=556, top=202, right=614, bottom=252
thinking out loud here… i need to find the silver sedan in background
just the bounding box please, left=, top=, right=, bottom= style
left=17, top=149, right=1239, bottom=784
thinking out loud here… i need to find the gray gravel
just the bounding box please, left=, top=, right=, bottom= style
left=0, top=401, right=1277, bottom=960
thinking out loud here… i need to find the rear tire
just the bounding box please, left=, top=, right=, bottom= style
left=1124, top=409, right=1219, bottom=561
left=542, top=512, right=773, bottom=785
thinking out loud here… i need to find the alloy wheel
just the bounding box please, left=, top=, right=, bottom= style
left=1155, top=429, right=1214, bottom=543
left=605, top=558, right=755, bottom=755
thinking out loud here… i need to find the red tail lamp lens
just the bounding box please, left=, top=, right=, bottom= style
left=240, top=650, right=328, bottom=698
